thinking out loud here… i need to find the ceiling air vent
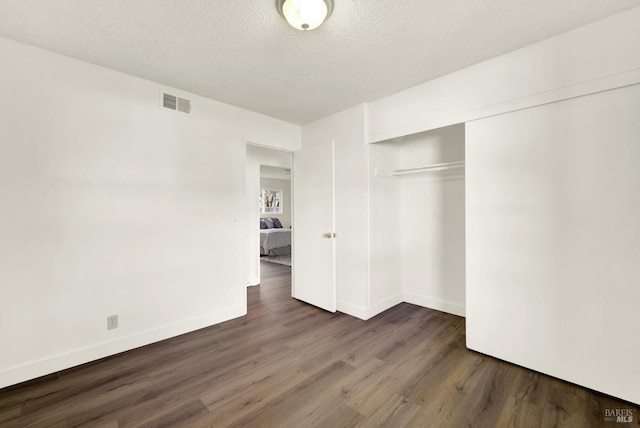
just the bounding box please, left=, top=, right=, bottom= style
left=162, top=92, right=191, bottom=114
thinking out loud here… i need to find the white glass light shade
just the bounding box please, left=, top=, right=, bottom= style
left=281, top=0, right=331, bottom=31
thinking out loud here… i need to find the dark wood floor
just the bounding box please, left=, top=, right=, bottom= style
left=1, top=262, right=638, bottom=427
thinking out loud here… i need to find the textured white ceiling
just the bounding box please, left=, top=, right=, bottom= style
left=0, top=1, right=638, bottom=124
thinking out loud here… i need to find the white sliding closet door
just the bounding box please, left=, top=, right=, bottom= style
left=466, top=85, right=640, bottom=405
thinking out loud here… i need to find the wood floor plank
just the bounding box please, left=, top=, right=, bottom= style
left=364, top=394, right=421, bottom=427
left=449, top=359, right=518, bottom=427
left=404, top=354, right=489, bottom=427
left=315, top=404, right=366, bottom=428
left=221, top=360, right=357, bottom=428
left=404, top=384, right=468, bottom=427
left=1, top=261, right=638, bottom=427
left=0, top=403, right=23, bottom=425
left=275, top=359, right=388, bottom=428
left=69, top=413, right=120, bottom=428
left=492, top=396, right=544, bottom=428
left=345, top=364, right=404, bottom=418
left=22, top=378, right=152, bottom=428
left=136, top=398, right=210, bottom=428
left=198, top=365, right=310, bottom=427
left=199, top=345, right=306, bottom=411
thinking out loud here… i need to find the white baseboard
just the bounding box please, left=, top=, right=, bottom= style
left=403, top=293, right=466, bottom=317
left=338, top=295, right=404, bottom=320
left=337, top=301, right=368, bottom=320
left=367, top=294, right=404, bottom=319
left=0, top=305, right=246, bottom=389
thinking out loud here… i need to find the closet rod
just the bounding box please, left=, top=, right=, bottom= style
left=388, top=160, right=465, bottom=177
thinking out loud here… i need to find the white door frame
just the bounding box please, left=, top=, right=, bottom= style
left=243, top=142, right=293, bottom=287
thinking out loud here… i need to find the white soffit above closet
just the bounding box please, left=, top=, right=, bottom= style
left=0, top=1, right=638, bottom=125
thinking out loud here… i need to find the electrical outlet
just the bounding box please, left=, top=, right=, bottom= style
left=107, top=314, right=118, bottom=330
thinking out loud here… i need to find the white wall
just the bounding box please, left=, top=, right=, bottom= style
left=368, top=142, right=403, bottom=315
left=302, top=105, right=369, bottom=318
left=399, top=125, right=466, bottom=316
left=466, top=85, right=640, bottom=405
left=245, top=145, right=292, bottom=286
left=260, top=177, right=292, bottom=228
left=367, top=6, right=640, bottom=142
left=0, top=36, right=300, bottom=388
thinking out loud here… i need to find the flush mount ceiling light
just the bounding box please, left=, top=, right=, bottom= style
left=277, top=0, right=334, bottom=31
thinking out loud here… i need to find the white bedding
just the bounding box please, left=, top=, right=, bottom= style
left=260, top=228, right=291, bottom=255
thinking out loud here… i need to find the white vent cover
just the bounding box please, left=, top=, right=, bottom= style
left=162, top=92, right=191, bottom=114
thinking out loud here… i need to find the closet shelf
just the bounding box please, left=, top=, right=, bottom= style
left=375, top=160, right=465, bottom=178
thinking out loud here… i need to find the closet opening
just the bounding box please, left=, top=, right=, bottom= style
left=369, top=123, right=466, bottom=318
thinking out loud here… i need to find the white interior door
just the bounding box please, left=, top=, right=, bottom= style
left=292, top=141, right=336, bottom=312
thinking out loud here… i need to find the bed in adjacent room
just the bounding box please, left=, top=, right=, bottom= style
left=260, top=217, right=291, bottom=256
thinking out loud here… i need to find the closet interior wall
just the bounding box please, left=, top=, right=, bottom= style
left=369, top=124, right=466, bottom=317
